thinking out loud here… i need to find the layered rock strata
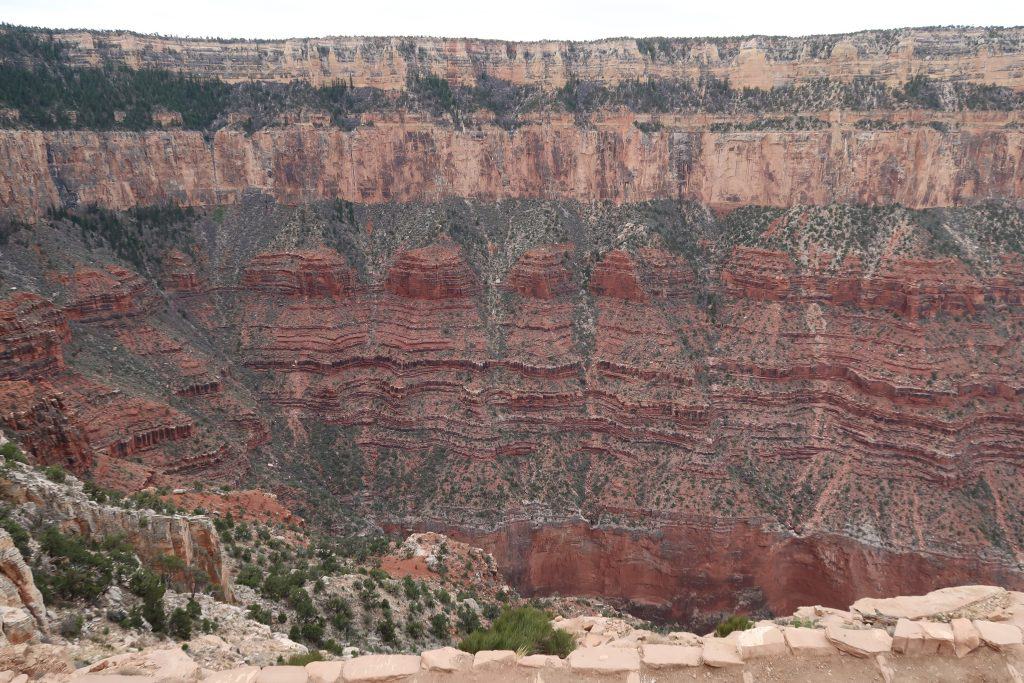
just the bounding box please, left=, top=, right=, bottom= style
left=39, top=28, right=1024, bottom=91
left=2, top=119, right=1023, bottom=220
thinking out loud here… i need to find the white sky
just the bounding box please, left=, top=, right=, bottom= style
left=0, top=0, right=1020, bottom=41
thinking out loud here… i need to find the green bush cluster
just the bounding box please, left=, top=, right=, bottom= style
left=715, top=614, right=753, bottom=637
left=0, top=441, right=26, bottom=463
left=168, top=598, right=215, bottom=639
left=34, top=526, right=136, bottom=604
left=458, top=607, right=574, bottom=657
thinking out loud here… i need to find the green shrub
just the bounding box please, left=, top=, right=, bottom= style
left=169, top=607, right=193, bottom=639
left=129, top=567, right=167, bottom=632
left=43, top=464, right=66, bottom=483
left=34, top=526, right=135, bottom=603
left=406, top=618, right=424, bottom=640
left=247, top=604, right=272, bottom=625
left=285, top=651, right=323, bottom=666
left=377, top=615, right=397, bottom=644
left=715, top=615, right=753, bottom=638
left=429, top=613, right=450, bottom=641
left=0, top=441, right=26, bottom=463
left=326, top=595, right=353, bottom=634
left=458, top=607, right=574, bottom=657
left=456, top=604, right=481, bottom=634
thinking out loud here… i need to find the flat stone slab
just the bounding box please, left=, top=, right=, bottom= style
left=701, top=639, right=743, bottom=667
left=951, top=618, right=981, bottom=658
left=516, top=655, right=566, bottom=669
left=782, top=627, right=836, bottom=656
left=255, top=667, right=308, bottom=683
left=75, top=677, right=160, bottom=683
left=973, top=620, right=1024, bottom=651
left=852, top=586, right=1005, bottom=621
left=567, top=646, right=640, bottom=673
left=825, top=626, right=892, bottom=657
left=893, top=619, right=925, bottom=655
left=76, top=647, right=201, bottom=683
left=419, top=648, right=472, bottom=672
left=919, top=621, right=955, bottom=655
left=641, top=644, right=701, bottom=668
left=737, top=625, right=787, bottom=659
left=342, top=655, right=420, bottom=682
left=204, top=667, right=261, bottom=683
left=305, top=661, right=344, bottom=683
left=472, top=651, right=516, bottom=669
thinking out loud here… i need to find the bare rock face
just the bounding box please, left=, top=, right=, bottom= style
left=2, top=121, right=1023, bottom=220
left=0, top=527, right=47, bottom=643
left=0, top=293, right=70, bottom=381
left=242, top=251, right=358, bottom=298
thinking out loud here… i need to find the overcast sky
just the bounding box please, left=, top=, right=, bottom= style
left=1, top=0, right=1020, bottom=41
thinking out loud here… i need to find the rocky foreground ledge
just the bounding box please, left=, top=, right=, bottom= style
left=6, top=585, right=1024, bottom=682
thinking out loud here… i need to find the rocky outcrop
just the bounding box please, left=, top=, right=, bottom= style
left=0, top=463, right=233, bottom=601
left=62, top=266, right=154, bottom=324
left=38, top=27, right=1024, bottom=91
left=2, top=119, right=1023, bottom=220
left=0, top=528, right=47, bottom=644
left=242, top=251, right=358, bottom=298
left=0, top=294, right=70, bottom=381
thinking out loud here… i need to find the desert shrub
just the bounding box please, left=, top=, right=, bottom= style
left=456, top=604, right=481, bottom=634
left=129, top=567, right=167, bottom=632
left=34, top=527, right=135, bottom=604
left=0, top=441, right=26, bottom=463
left=60, top=613, right=84, bottom=638
left=247, top=604, right=272, bottom=625
left=169, top=607, right=192, bottom=639
left=458, top=607, right=574, bottom=657
left=285, top=651, right=322, bottom=666
left=406, top=618, right=424, bottom=640
left=430, top=613, right=450, bottom=640
left=715, top=614, right=753, bottom=637
left=377, top=615, right=398, bottom=644
left=43, top=464, right=66, bottom=482
left=326, top=595, right=353, bottom=634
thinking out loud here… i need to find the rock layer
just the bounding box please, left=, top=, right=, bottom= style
left=2, top=119, right=1023, bottom=220
left=41, top=27, right=1024, bottom=90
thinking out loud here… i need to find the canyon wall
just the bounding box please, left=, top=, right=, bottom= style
left=445, top=521, right=1024, bottom=628
left=1, top=23, right=1024, bottom=626
left=44, top=28, right=1024, bottom=90
left=3, top=199, right=1024, bottom=622
left=2, top=117, right=1023, bottom=220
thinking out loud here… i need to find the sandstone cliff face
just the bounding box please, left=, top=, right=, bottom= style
left=0, top=463, right=233, bottom=601
left=0, top=527, right=47, bottom=644
left=1, top=119, right=1022, bottom=220
left=43, top=28, right=1024, bottom=91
